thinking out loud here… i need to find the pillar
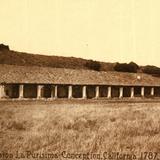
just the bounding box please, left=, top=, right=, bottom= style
left=151, top=87, right=154, bottom=96
left=0, top=85, right=3, bottom=99
left=130, top=87, right=134, bottom=98
left=82, top=86, right=87, bottom=99
left=68, top=85, right=72, bottom=99
left=141, top=87, right=144, bottom=97
left=37, top=85, right=43, bottom=99
left=50, top=85, right=58, bottom=99
left=95, top=86, right=99, bottom=98
left=54, top=85, right=58, bottom=99
left=0, top=85, right=5, bottom=99
left=119, top=87, right=123, bottom=98
left=107, top=86, right=111, bottom=98
left=19, top=84, right=24, bottom=99
left=51, top=85, right=54, bottom=98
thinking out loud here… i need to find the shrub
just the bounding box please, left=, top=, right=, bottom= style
left=129, top=61, right=139, bottom=70
left=142, top=65, right=160, bottom=76
left=7, top=121, right=26, bottom=130
left=85, top=60, right=101, bottom=71
left=114, top=62, right=139, bottom=73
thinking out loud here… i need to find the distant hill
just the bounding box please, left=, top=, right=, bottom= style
left=0, top=46, right=115, bottom=71
left=0, top=44, right=160, bottom=77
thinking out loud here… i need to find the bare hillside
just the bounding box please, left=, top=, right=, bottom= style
left=0, top=49, right=115, bottom=71
left=0, top=44, right=160, bottom=76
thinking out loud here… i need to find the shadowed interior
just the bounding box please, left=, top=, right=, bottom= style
left=72, top=85, right=83, bottom=98
left=155, top=87, right=160, bottom=97
left=24, top=84, right=37, bottom=98
left=86, top=86, right=96, bottom=99
left=134, top=86, right=141, bottom=97
left=41, top=85, right=52, bottom=98
left=123, top=87, right=131, bottom=97
left=144, top=87, right=152, bottom=97
left=5, top=84, right=19, bottom=98
left=57, top=85, right=68, bottom=98
left=99, top=86, right=108, bottom=97
left=111, top=86, right=119, bottom=98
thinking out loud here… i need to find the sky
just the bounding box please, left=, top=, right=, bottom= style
left=0, top=0, right=160, bottom=66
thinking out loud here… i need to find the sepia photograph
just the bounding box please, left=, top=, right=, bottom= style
left=0, top=0, right=160, bottom=160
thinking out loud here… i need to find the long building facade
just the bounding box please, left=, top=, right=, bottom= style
left=0, top=84, right=160, bottom=100
left=0, top=64, right=160, bottom=100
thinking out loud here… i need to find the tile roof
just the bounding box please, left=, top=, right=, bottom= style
left=0, top=64, right=160, bottom=86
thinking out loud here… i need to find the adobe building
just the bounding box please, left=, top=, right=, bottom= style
left=0, top=64, right=160, bottom=100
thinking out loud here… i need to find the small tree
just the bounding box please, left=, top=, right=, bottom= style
left=128, top=61, right=139, bottom=72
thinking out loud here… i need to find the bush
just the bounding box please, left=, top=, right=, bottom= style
left=85, top=60, right=101, bottom=71
left=142, top=65, right=160, bottom=76
left=114, top=62, right=139, bottom=73
left=129, top=61, right=139, bottom=70
left=7, top=121, right=26, bottom=130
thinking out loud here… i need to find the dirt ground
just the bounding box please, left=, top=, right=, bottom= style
left=0, top=101, right=160, bottom=160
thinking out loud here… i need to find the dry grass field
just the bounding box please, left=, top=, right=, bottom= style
left=0, top=101, right=160, bottom=159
